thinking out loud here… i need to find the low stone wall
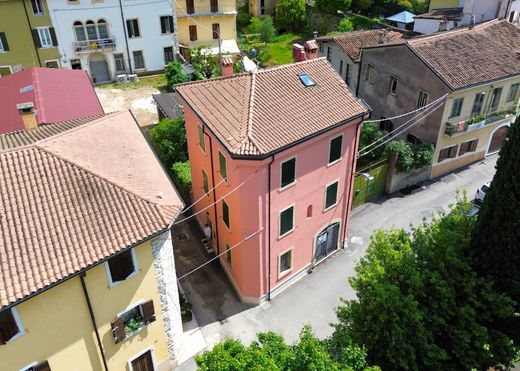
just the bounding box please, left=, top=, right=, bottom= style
left=387, top=165, right=431, bottom=194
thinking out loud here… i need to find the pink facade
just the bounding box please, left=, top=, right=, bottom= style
left=183, top=103, right=363, bottom=303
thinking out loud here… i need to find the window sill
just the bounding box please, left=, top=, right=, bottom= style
left=327, top=159, right=341, bottom=168
left=323, top=203, right=338, bottom=213
left=278, top=181, right=296, bottom=193
left=278, top=268, right=293, bottom=280
left=278, top=229, right=294, bottom=240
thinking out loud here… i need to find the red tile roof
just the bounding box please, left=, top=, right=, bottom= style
left=0, top=111, right=183, bottom=309
left=176, top=58, right=369, bottom=157
left=0, top=68, right=104, bottom=134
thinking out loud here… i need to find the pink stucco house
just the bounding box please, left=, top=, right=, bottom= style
left=176, top=58, right=370, bottom=303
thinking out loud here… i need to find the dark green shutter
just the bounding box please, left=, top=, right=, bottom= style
left=222, top=201, right=230, bottom=228
left=329, top=136, right=343, bottom=163
left=281, top=158, right=295, bottom=188
left=219, top=152, right=227, bottom=180
left=49, top=27, right=58, bottom=46
left=325, top=182, right=338, bottom=209
left=0, top=33, right=9, bottom=51
left=280, top=207, right=294, bottom=235
left=169, top=16, right=174, bottom=32
left=31, top=29, right=41, bottom=48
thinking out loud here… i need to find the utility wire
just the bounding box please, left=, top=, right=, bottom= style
left=180, top=175, right=228, bottom=215
left=177, top=228, right=264, bottom=281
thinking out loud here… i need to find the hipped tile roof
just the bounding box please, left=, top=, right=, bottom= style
left=0, top=112, right=183, bottom=310
left=176, top=58, right=369, bottom=157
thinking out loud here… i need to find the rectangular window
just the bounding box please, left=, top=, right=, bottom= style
left=225, top=242, right=231, bottom=266
left=218, top=151, right=227, bottom=180
left=327, top=47, right=332, bottom=61
left=126, top=19, right=140, bottom=38
left=324, top=181, right=339, bottom=210
left=417, top=90, right=428, bottom=109
left=280, top=157, right=296, bottom=189
left=459, top=139, right=478, bottom=156
left=471, top=92, right=485, bottom=116
left=164, top=47, right=174, bottom=64
left=37, top=28, right=52, bottom=48
left=389, top=75, right=398, bottom=95
left=487, top=87, right=503, bottom=113
left=0, top=307, right=24, bottom=344
left=130, top=349, right=155, bottom=370
left=212, top=23, right=220, bottom=40
left=45, top=60, right=59, bottom=68
left=31, top=0, right=44, bottom=15
left=279, top=249, right=292, bottom=276
left=339, top=60, right=343, bottom=76
left=114, top=53, right=125, bottom=72
left=279, top=205, right=294, bottom=237
left=328, top=135, right=343, bottom=164
left=438, top=145, right=458, bottom=162
left=189, top=25, right=197, bottom=41
left=133, top=51, right=145, bottom=70
left=365, top=64, right=374, bottom=83
left=0, top=32, right=9, bottom=52
left=198, top=125, right=206, bottom=152
left=222, top=200, right=230, bottom=229
left=202, top=169, right=209, bottom=194
left=507, top=83, right=519, bottom=102
left=111, top=300, right=155, bottom=344
left=449, top=97, right=464, bottom=118
left=160, top=15, right=174, bottom=34
left=106, top=249, right=138, bottom=286
left=210, top=0, right=218, bottom=12
left=186, top=0, right=195, bottom=14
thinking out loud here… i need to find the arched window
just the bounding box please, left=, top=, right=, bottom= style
left=86, top=20, right=97, bottom=40
left=74, top=21, right=86, bottom=41
left=306, top=205, right=313, bottom=218
left=97, top=19, right=108, bottom=39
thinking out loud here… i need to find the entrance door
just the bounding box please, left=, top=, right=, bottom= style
left=131, top=350, right=154, bottom=371
left=488, top=126, right=509, bottom=155
left=89, top=54, right=110, bottom=84
left=314, top=222, right=340, bottom=262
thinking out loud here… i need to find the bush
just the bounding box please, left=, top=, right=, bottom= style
left=357, top=122, right=386, bottom=167
left=164, top=61, right=189, bottom=91
left=274, top=0, right=307, bottom=32
left=189, top=47, right=219, bottom=79
left=248, top=16, right=262, bottom=34
left=386, top=140, right=414, bottom=173
left=412, top=144, right=434, bottom=168
left=237, top=4, right=252, bottom=32
left=171, top=161, right=192, bottom=189
left=315, top=0, right=352, bottom=14
left=148, top=118, right=188, bottom=167
left=259, top=16, right=276, bottom=43
left=338, top=18, right=354, bottom=32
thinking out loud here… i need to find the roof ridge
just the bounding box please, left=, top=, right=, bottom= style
left=255, top=57, right=328, bottom=75
left=408, top=18, right=500, bottom=44
left=175, top=71, right=253, bottom=89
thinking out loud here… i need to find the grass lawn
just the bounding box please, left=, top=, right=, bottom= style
left=97, top=74, right=167, bottom=91
left=262, top=33, right=304, bottom=67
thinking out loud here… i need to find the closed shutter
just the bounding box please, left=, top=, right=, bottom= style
left=210, top=0, right=218, bottom=12
left=111, top=317, right=126, bottom=344
left=34, top=360, right=51, bottom=371
left=31, top=29, right=41, bottom=48
left=186, top=0, right=194, bottom=14
left=142, top=300, right=156, bottom=325
left=212, top=23, right=219, bottom=40
left=470, top=139, right=478, bottom=152
left=0, top=32, right=9, bottom=51
left=449, top=145, right=458, bottom=158
left=160, top=17, right=166, bottom=34
left=189, top=25, right=197, bottom=41
left=49, top=27, right=58, bottom=46
left=0, top=309, right=19, bottom=344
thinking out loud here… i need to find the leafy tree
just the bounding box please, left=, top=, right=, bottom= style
left=148, top=118, right=188, bottom=167
left=357, top=122, right=386, bottom=167
left=274, top=0, right=307, bottom=32
left=259, top=16, right=276, bottom=43
left=189, top=47, right=219, bottom=80
left=332, top=199, right=518, bottom=370
left=248, top=16, right=262, bottom=34
left=315, top=0, right=352, bottom=14
left=164, top=61, right=189, bottom=91
left=468, top=118, right=520, bottom=355
left=171, top=161, right=192, bottom=189
left=338, top=18, right=354, bottom=32
left=411, top=143, right=434, bottom=168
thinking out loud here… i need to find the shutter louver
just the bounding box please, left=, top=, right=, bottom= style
left=35, top=360, right=51, bottom=371
left=31, top=29, right=41, bottom=48
left=49, top=27, right=58, bottom=46
left=142, top=300, right=156, bottom=325
left=111, top=317, right=126, bottom=344
left=0, top=33, right=9, bottom=51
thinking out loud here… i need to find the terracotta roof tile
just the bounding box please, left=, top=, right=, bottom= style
left=0, top=112, right=182, bottom=309
left=176, top=58, right=369, bottom=156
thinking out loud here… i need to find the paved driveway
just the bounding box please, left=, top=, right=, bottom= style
left=176, top=156, right=497, bottom=370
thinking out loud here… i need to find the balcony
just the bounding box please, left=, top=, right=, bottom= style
left=177, top=1, right=237, bottom=17
left=444, top=105, right=518, bottom=137
left=73, top=38, right=116, bottom=53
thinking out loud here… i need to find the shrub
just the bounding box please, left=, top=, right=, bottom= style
left=189, top=47, right=219, bottom=79
left=357, top=122, right=386, bottom=167
left=412, top=144, right=434, bottom=169
left=164, top=61, right=189, bottom=91
left=386, top=140, right=414, bottom=173
left=259, top=16, right=276, bottom=43
left=237, top=4, right=252, bottom=32
left=148, top=118, right=188, bottom=167
left=338, top=18, right=354, bottom=32
left=171, top=161, right=192, bottom=190
left=248, top=16, right=262, bottom=34
left=274, top=0, right=307, bottom=32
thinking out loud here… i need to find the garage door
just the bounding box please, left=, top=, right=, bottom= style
left=90, top=60, right=110, bottom=84
left=488, top=126, right=509, bottom=155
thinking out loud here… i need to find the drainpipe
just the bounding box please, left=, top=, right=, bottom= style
left=266, top=155, right=275, bottom=301
left=22, top=0, right=42, bottom=67
left=117, top=0, right=133, bottom=74
left=79, top=273, right=109, bottom=371
left=204, top=130, right=220, bottom=255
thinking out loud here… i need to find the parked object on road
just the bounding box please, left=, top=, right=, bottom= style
left=475, top=181, right=491, bottom=203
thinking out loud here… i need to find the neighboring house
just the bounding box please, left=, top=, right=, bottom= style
left=0, top=67, right=103, bottom=134
left=176, top=0, right=238, bottom=57
left=413, top=0, right=508, bottom=34
left=249, top=0, right=275, bottom=16
left=506, top=0, right=520, bottom=25
left=358, top=20, right=520, bottom=179
left=175, top=58, right=369, bottom=303
left=0, top=0, right=60, bottom=76
left=47, top=0, right=178, bottom=84
left=316, top=29, right=405, bottom=95
left=385, top=10, right=416, bottom=30
left=0, top=111, right=184, bottom=370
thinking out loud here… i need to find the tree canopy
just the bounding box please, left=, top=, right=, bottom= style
left=189, top=47, right=219, bottom=80
left=164, top=61, right=189, bottom=91
left=274, top=0, right=307, bottom=32
left=315, top=0, right=352, bottom=14
left=148, top=118, right=188, bottom=167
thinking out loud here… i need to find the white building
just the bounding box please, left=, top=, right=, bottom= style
left=48, top=0, right=178, bottom=83
left=507, top=0, right=520, bottom=26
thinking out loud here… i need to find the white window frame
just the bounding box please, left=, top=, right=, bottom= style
left=3, top=307, right=25, bottom=343
left=417, top=89, right=429, bottom=109
left=279, top=155, right=297, bottom=191
left=19, top=362, right=38, bottom=371
left=37, top=27, right=52, bottom=48
left=44, top=59, right=60, bottom=68
left=128, top=346, right=158, bottom=371
left=507, top=83, right=520, bottom=103
left=0, top=65, right=13, bottom=77
left=126, top=18, right=141, bottom=39
left=389, top=75, right=398, bottom=95
left=114, top=53, right=125, bottom=72
left=104, top=248, right=139, bottom=288
left=323, top=179, right=340, bottom=212
left=328, top=134, right=343, bottom=166
left=278, top=247, right=293, bottom=279
left=159, top=15, right=174, bottom=34
left=279, top=204, right=295, bottom=239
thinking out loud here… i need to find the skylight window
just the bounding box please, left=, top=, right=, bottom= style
left=299, top=73, right=316, bottom=87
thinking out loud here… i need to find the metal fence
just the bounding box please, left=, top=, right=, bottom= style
left=352, top=158, right=388, bottom=208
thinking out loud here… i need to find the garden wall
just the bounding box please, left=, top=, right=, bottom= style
left=386, top=165, right=431, bottom=194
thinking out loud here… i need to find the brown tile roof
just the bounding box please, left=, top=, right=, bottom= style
left=0, top=111, right=183, bottom=309
left=317, top=29, right=406, bottom=63
left=176, top=58, right=369, bottom=157
left=407, top=20, right=520, bottom=90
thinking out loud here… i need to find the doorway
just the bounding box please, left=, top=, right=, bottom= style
left=314, top=222, right=340, bottom=262
left=487, top=125, right=509, bottom=155
left=89, top=53, right=110, bottom=84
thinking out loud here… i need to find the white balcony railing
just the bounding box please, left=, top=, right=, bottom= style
left=73, top=37, right=116, bottom=53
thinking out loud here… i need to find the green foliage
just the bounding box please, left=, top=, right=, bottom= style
left=469, top=118, right=520, bottom=357
left=358, top=122, right=386, bottom=167
left=124, top=314, right=143, bottom=334
left=259, top=16, right=276, bottom=43
left=237, top=4, right=252, bottom=32
left=189, top=47, right=219, bottom=79
left=338, top=18, right=354, bottom=32
left=164, top=61, right=189, bottom=91
left=332, top=198, right=518, bottom=370
left=248, top=16, right=262, bottom=34
left=386, top=139, right=414, bottom=172
left=349, top=0, right=427, bottom=16
left=148, top=118, right=187, bottom=168
left=315, top=0, right=352, bottom=14
left=171, top=161, right=192, bottom=189
left=411, top=143, right=434, bottom=168
left=274, top=0, right=307, bottom=32
left=179, top=292, right=193, bottom=322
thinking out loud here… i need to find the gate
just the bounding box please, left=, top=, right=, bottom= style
left=314, top=222, right=340, bottom=262
left=352, top=158, right=388, bottom=208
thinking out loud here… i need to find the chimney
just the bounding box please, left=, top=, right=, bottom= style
left=220, top=56, right=234, bottom=77
left=292, top=43, right=306, bottom=62
left=303, top=40, right=318, bottom=60
left=16, top=102, right=37, bottom=130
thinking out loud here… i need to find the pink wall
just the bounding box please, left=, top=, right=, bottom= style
left=182, top=100, right=362, bottom=301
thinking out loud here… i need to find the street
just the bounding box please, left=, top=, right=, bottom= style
left=177, top=155, right=497, bottom=370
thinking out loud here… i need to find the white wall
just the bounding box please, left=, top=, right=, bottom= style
left=413, top=18, right=457, bottom=33
left=462, top=0, right=501, bottom=23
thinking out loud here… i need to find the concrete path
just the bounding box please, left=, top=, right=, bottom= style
left=175, top=156, right=497, bottom=370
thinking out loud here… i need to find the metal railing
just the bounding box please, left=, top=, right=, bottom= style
left=73, top=37, right=116, bottom=53
left=444, top=105, right=518, bottom=136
